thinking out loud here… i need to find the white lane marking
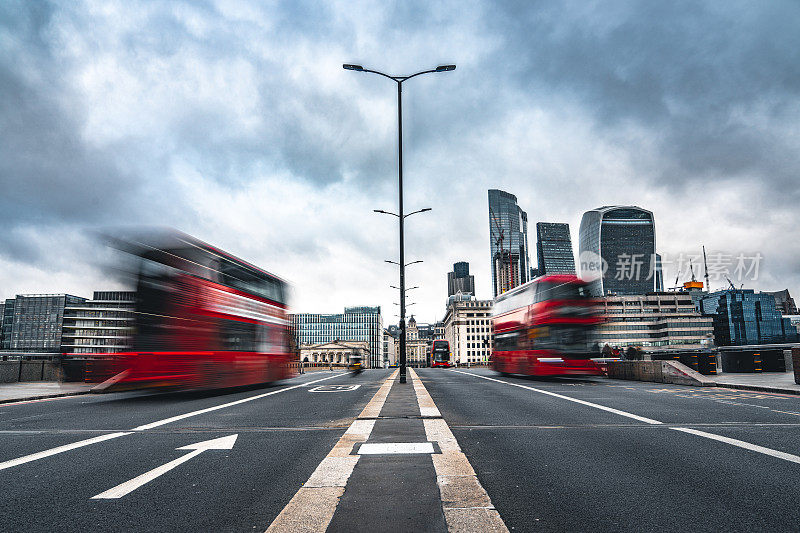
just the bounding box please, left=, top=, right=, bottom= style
left=133, top=373, right=345, bottom=430
left=454, top=370, right=800, bottom=467
left=92, top=434, right=238, bottom=499
left=308, top=384, right=361, bottom=393
left=266, top=370, right=398, bottom=532
left=0, top=432, right=132, bottom=471
left=358, top=442, right=434, bottom=455
left=0, top=373, right=344, bottom=472
left=410, top=369, right=509, bottom=532
left=672, top=427, right=800, bottom=464
left=450, top=370, right=663, bottom=425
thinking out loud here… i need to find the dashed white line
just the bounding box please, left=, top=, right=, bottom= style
left=358, top=442, right=434, bottom=454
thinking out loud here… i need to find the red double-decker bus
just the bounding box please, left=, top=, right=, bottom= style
left=430, top=340, right=451, bottom=368
left=491, top=274, right=602, bottom=377
left=88, top=231, right=294, bottom=391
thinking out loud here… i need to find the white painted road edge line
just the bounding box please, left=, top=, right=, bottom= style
left=133, top=373, right=346, bottom=430
left=409, top=369, right=509, bottom=533
left=266, top=370, right=398, bottom=533
left=0, top=373, right=345, bottom=472
left=0, top=432, right=132, bottom=471
left=671, top=427, right=800, bottom=464
left=450, top=369, right=662, bottom=425
left=453, top=369, right=800, bottom=467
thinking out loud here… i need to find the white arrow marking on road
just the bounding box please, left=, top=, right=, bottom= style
left=91, top=434, right=238, bottom=499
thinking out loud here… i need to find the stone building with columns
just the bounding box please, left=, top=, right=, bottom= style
left=299, top=340, right=369, bottom=365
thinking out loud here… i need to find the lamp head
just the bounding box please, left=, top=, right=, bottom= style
left=343, top=64, right=364, bottom=71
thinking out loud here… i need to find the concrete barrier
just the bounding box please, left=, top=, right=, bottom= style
left=793, top=348, right=800, bottom=385
left=0, top=360, right=62, bottom=383
left=607, top=360, right=715, bottom=387
left=0, top=361, right=19, bottom=383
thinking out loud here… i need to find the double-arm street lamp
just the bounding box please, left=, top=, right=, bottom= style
left=345, top=63, right=455, bottom=384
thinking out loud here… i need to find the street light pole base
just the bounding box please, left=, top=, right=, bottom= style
left=399, top=375, right=407, bottom=383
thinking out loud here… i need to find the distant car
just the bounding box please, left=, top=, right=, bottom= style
left=389, top=363, right=399, bottom=368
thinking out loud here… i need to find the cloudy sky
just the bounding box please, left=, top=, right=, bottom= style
left=2, top=0, right=799, bottom=323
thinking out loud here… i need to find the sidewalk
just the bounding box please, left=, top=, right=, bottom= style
left=0, top=382, right=94, bottom=404
left=710, top=372, right=800, bottom=395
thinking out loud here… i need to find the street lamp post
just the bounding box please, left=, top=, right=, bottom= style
left=346, top=63, right=455, bottom=383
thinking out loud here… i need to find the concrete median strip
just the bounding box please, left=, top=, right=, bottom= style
left=266, top=370, right=397, bottom=532
left=409, top=369, right=509, bottom=533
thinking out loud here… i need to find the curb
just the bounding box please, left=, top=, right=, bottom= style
left=0, top=390, right=93, bottom=404
left=709, top=383, right=800, bottom=396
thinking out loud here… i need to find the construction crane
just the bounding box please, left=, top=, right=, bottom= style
left=702, top=246, right=711, bottom=293
left=725, top=276, right=736, bottom=290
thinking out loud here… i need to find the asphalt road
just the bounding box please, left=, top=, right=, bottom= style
left=3, top=368, right=800, bottom=532
left=417, top=367, right=800, bottom=533
left=0, top=370, right=389, bottom=533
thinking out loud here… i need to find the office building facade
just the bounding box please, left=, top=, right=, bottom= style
left=405, top=316, right=429, bottom=367
left=597, top=292, right=714, bottom=350
left=61, top=291, right=135, bottom=354
left=1, top=294, right=86, bottom=352
left=699, top=289, right=797, bottom=346
left=488, top=189, right=531, bottom=297
left=535, top=222, right=576, bottom=276
left=443, top=297, right=493, bottom=364
left=382, top=329, right=397, bottom=366
left=291, top=306, right=383, bottom=368
left=579, top=206, right=657, bottom=296
left=447, top=261, right=475, bottom=297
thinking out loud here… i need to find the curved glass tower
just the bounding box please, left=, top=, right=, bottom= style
left=579, top=206, right=656, bottom=296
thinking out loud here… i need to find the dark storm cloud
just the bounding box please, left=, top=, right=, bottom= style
left=1, top=0, right=799, bottom=309
left=0, top=2, right=143, bottom=262
left=487, top=1, right=800, bottom=192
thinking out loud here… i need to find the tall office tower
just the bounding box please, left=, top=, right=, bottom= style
left=535, top=222, right=576, bottom=276
left=447, top=261, right=475, bottom=296
left=488, top=189, right=531, bottom=298
left=579, top=206, right=656, bottom=296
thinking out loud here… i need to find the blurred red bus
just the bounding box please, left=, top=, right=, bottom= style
left=89, top=231, right=294, bottom=391
left=491, top=274, right=602, bottom=377
left=430, top=340, right=451, bottom=368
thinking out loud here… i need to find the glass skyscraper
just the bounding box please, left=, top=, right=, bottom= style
left=488, top=189, right=531, bottom=298
left=535, top=222, right=576, bottom=276
left=579, top=206, right=656, bottom=296
left=699, top=289, right=797, bottom=346
left=290, top=306, right=383, bottom=368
